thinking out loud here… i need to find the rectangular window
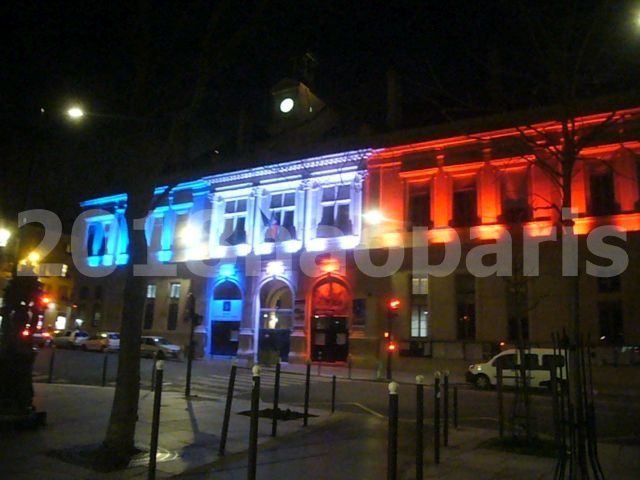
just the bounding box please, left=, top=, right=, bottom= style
left=143, top=300, right=155, bottom=330
left=91, top=305, right=101, bottom=328
left=264, top=191, right=297, bottom=242
left=542, top=354, right=565, bottom=369
left=86, top=223, right=107, bottom=257
left=411, top=275, right=429, bottom=338
left=220, top=199, right=247, bottom=245
left=317, top=185, right=352, bottom=238
left=146, top=284, right=157, bottom=299
left=411, top=277, right=429, bottom=295
left=411, top=305, right=429, bottom=338
left=589, top=165, right=617, bottom=216
left=501, top=168, right=530, bottom=223
left=352, top=298, right=366, bottom=326
left=597, top=276, right=621, bottom=293
left=495, top=353, right=516, bottom=369
left=598, top=300, right=623, bottom=345
left=506, top=281, right=529, bottom=342
left=167, top=302, right=179, bottom=331
left=455, top=274, right=476, bottom=340
left=58, top=286, right=69, bottom=300
left=407, top=182, right=431, bottom=229
left=174, top=213, right=189, bottom=247
left=169, top=282, right=181, bottom=299
left=452, top=177, right=478, bottom=227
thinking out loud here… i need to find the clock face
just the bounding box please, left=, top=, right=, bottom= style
left=279, top=97, right=295, bottom=113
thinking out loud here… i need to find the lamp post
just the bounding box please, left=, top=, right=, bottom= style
left=0, top=104, right=84, bottom=426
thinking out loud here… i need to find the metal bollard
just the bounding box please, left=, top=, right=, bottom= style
left=453, top=386, right=459, bottom=429
left=247, top=365, right=261, bottom=480
left=496, top=359, right=504, bottom=439
left=434, top=371, right=441, bottom=465
left=101, top=353, right=109, bottom=387
left=303, top=361, right=311, bottom=427
left=47, top=348, right=55, bottom=384
left=387, top=381, right=399, bottom=480
left=219, top=361, right=237, bottom=456
left=443, top=370, right=449, bottom=447
left=331, top=375, right=337, bottom=414
left=271, top=361, right=281, bottom=437
left=151, top=353, right=157, bottom=392
left=148, top=354, right=165, bottom=480
left=185, top=338, right=194, bottom=398
left=348, top=354, right=353, bottom=379
left=416, top=375, right=425, bottom=480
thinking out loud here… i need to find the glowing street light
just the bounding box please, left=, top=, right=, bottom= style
left=279, top=97, right=295, bottom=113
left=27, top=251, right=41, bottom=264
left=66, top=106, right=85, bottom=120
left=363, top=209, right=385, bottom=225
left=0, top=227, right=10, bottom=248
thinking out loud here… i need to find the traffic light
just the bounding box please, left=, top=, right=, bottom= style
left=388, top=298, right=401, bottom=312
left=385, top=297, right=401, bottom=380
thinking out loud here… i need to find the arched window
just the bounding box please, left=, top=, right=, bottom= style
left=214, top=281, right=242, bottom=300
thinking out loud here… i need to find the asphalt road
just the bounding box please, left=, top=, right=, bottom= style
left=32, top=347, right=640, bottom=445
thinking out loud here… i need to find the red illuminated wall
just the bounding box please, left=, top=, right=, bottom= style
left=367, top=108, right=640, bottom=240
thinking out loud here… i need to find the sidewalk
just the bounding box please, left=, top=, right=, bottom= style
left=0, top=382, right=327, bottom=479
left=2, top=382, right=638, bottom=479
left=174, top=411, right=640, bottom=480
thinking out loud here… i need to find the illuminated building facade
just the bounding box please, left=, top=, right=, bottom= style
left=75, top=107, right=640, bottom=365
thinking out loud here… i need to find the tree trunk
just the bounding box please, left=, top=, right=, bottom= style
left=100, top=192, right=149, bottom=466
left=561, top=132, right=590, bottom=477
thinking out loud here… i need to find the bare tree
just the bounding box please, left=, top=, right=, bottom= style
left=417, top=1, right=638, bottom=468
left=97, top=1, right=271, bottom=466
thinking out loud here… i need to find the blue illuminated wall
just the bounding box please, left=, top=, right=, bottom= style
left=80, top=194, right=129, bottom=267
left=79, top=148, right=372, bottom=270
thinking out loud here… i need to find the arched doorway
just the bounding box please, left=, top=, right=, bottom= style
left=257, top=279, right=293, bottom=362
left=211, top=280, right=242, bottom=356
left=310, top=277, right=350, bottom=362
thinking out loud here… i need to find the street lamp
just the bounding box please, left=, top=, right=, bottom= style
left=363, top=209, right=385, bottom=225
left=66, top=106, right=85, bottom=120
left=279, top=97, right=294, bottom=113
left=0, top=228, right=10, bottom=248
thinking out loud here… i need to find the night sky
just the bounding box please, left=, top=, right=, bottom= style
left=1, top=1, right=638, bottom=226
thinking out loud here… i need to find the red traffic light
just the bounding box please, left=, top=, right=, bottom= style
left=387, top=342, right=397, bottom=352
left=388, top=298, right=401, bottom=311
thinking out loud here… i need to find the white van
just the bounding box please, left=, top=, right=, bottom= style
left=466, top=348, right=566, bottom=389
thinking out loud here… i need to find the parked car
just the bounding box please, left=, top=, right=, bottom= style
left=83, top=331, right=120, bottom=352
left=52, top=330, right=89, bottom=349
left=140, top=336, right=182, bottom=359
left=31, top=328, right=54, bottom=348
left=466, top=348, right=566, bottom=389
